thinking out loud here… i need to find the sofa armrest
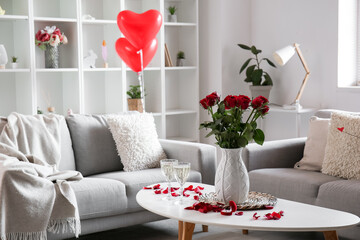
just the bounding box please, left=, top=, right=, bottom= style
left=242, top=138, right=306, bottom=171
left=159, top=139, right=216, bottom=185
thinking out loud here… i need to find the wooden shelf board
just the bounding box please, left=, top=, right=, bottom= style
left=82, top=19, right=117, bottom=25
left=165, top=66, right=197, bottom=70
left=166, top=109, right=197, bottom=115
left=34, top=17, right=77, bottom=23
left=36, top=68, right=78, bottom=73
left=150, top=112, right=162, bottom=117
left=83, top=68, right=122, bottom=72
left=0, top=68, right=30, bottom=73
left=0, top=15, right=28, bottom=21
left=164, top=22, right=196, bottom=27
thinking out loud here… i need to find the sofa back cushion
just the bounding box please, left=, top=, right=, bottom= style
left=0, top=117, right=7, bottom=133
left=66, top=114, right=123, bottom=176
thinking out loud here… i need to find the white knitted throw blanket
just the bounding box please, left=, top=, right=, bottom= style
left=0, top=113, right=83, bottom=240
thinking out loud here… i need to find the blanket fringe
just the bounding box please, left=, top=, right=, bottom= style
left=1, top=231, right=46, bottom=240
left=47, top=218, right=81, bottom=238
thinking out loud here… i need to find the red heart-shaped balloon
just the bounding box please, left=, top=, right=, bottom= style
left=117, top=10, right=162, bottom=49
left=115, top=37, right=158, bottom=72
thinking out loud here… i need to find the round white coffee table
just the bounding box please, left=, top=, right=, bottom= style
left=136, top=182, right=360, bottom=240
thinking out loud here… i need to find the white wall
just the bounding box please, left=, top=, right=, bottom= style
left=199, top=0, right=360, bottom=145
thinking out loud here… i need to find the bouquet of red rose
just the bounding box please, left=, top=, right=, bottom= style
left=200, top=92, right=269, bottom=149
left=35, top=26, right=68, bottom=50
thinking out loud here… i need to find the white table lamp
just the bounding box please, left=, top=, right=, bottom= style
left=273, top=43, right=310, bottom=110
left=0, top=44, right=8, bottom=69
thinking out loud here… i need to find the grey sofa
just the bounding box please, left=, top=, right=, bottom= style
left=243, top=110, right=360, bottom=240
left=20, top=114, right=217, bottom=240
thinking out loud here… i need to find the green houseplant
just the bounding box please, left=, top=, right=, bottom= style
left=11, top=56, right=18, bottom=69
left=176, top=51, right=185, bottom=66
left=238, top=44, right=276, bottom=99
left=167, top=6, right=177, bottom=22
left=127, top=85, right=144, bottom=112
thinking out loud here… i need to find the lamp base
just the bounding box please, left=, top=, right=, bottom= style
left=283, top=101, right=302, bottom=111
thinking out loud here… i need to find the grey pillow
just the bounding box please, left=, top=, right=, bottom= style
left=66, top=114, right=123, bottom=176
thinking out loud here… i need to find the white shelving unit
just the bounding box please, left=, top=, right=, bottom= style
left=0, top=0, right=199, bottom=142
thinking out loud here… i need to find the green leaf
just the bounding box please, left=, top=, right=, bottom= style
left=244, top=77, right=252, bottom=83
left=254, top=129, right=265, bottom=145
left=237, top=136, right=248, bottom=148
left=251, top=69, right=263, bottom=85
left=264, top=58, right=276, bottom=68
left=239, top=58, right=252, bottom=74
left=251, top=46, right=257, bottom=55
left=243, top=123, right=253, bottom=141
left=263, top=72, right=273, bottom=86
left=218, top=102, right=225, bottom=114
left=237, top=44, right=251, bottom=50
left=246, top=65, right=256, bottom=78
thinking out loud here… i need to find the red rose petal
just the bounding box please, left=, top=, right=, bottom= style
left=143, top=186, right=152, bottom=190
left=185, top=185, right=194, bottom=191
left=162, top=188, right=168, bottom=194
left=253, top=213, right=260, bottom=220
left=271, top=212, right=281, bottom=220
left=198, top=208, right=208, bottom=213
left=194, top=195, right=199, bottom=200
left=235, top=211, right=244, bottom=216
left=171, top=192, right=179, bottom=197
left=194, top=186, right=202, bottom=194
left=153, top=184, right=161, bottom=190
left=279, top=210, right=284, bottom=216
left=184, top=206, right=194, bottom=210
left=229, top=200, right=237, bottom=212
left=154, top=190, right=161, bottom=194
left=198, top=186, right=204, bottom=190
left=220, top=209, right=233, bottom=216
left=183, top=193, right=190, bottom=197
left=171, top=187, right=179, bottom=191
left=265, top=213, right=273, bottom=220
left=264, top=205, right=274, bottom=209
left=338, top=127, right=344, bottom=132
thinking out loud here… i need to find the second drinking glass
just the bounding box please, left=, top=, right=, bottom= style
left=174, top=162, right=191, bottom=205
left=160, top=159, right=178, bottom=201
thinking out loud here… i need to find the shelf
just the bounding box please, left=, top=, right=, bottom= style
left=0, top=15, right=28, bottom=21
left=126, top=67, right=161, bottom=71
left=151, top=112, right=162, bottom=117
left=0, top=69, right=30, bottom=73
left=36, top=68, right=79, bottom=73
left=83, top=68, right=122, bottom=72
left=164, top=22, right=196, bottom=27
left=82, top=19, right=117, bottom=25
left=167, top=136, right=197, bottom=142
left=166, top=109, right=197, bottom=115
left=165, top=66, right=197, bottom=70
left=34, top=17, right=77, bottom=23
left=268, top=104, right=316, bottom=114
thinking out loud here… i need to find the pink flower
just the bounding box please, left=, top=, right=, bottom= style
left=49, top=34, right=60, bottom=47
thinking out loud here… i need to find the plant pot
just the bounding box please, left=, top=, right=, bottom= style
left=214, top=148, right=249, bottom=204
left=249, top=85, right=272, bottom=100
left=11, top=63, right=18, bottom=69
left=176, top=58, right=184, bottom=67
left=45, top=45, right=59, bottom=68
left=168, top=14, right=177, bottom=22
left=127, top=99, right=144, bottom=113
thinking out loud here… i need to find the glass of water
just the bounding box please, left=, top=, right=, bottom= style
left=174, top=162, right=191, bottom=205
left=160, top=159, right=178, bottom=201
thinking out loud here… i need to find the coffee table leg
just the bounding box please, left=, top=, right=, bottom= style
left=178, top=221, right=195, bottom=240
left=178, top=221, right=183, bottom=240
left=323, top=231, right=338, bottom=240
left=242, top=229, right=248, bottom=235
left=202, top=225, right=208, bottom=232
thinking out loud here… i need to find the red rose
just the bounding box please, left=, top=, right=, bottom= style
left=35, top=30, right=42, bottom=40
left=236, top=95, right=251, bottom=110
left=53, top=28, right=61, bottom=36
left=39, top=33, right=50, bottom=42
left=224, top=95, right=237, bottom=109
left=260, top=105, right=269, bottom=115
left=200, top=98, right=209, bottom=109
left=251, top=96, right=269, bottom=109
left=206, top=92, right=220, bottom=107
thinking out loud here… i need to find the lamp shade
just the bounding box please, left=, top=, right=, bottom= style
left=273, top=45, right=295, bottom=66
left=0, top=44, right=8, bottom=69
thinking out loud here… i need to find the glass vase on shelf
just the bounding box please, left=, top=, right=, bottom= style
left=45, top=45, right=59, bottom=68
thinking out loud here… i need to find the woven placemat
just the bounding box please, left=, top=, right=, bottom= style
left=199, top=191, right=277, bottom=210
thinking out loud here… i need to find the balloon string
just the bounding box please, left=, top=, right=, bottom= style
left=137, top=49, right=145, bottom=112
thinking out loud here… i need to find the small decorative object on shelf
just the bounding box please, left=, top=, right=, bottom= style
left=238, top=44, right=276, bottom=99
left=11, top=56, right=18, bottom=69
left=82, top=14, right=95, bottom=20
left=176, top=51, right=185, bottom=67
left=67, top=108, right=73, bottom=116
left=0, top=6, right=5, bottom=15
left=35, top=26, right=68, bottom=68
left=0, top=44, right=8, bottom=69
left=37, top=107, right=43, bottom=115
left=200, top=92, right=269, bottom=204
left=167, top=6, right=177, bottom=22
left=164, top=43, right=173, bottom=67
left=47, top=106, right=55, bottom=113
left=127, top=85, right=144, bottom=113
left=102, top=40, right=108, bottom=68
left=83, top=50, right=97, bottom=68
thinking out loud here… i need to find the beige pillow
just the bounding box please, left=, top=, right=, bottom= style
left=295, top=117, right=330, bottom=171
left=106, top=113, right=167, bottom=172
left=322, top=112, right=360, bottom=179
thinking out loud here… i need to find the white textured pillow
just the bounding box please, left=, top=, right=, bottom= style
left=106, top=113, right=167, bottom=172
left=322, top=112, right=360, bottom=179
left=294, top=117, right=330, bottom=171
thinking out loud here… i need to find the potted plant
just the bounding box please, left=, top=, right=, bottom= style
left=127, top=85, right=144, bottom=113
left=168, top=6, right=177, bottom=22
left=11, top=56, right=18, bottom=69
left=238, top=44, right=276, bottom=99
left=176, top=51, right=185, bottom=66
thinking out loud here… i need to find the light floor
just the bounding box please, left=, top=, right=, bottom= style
left=69, top=219, right=329, bottom=240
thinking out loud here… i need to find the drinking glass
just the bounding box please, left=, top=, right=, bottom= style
left=174, top=162, right=191, bottom=205
left=160, top=159, right=178, bottom=201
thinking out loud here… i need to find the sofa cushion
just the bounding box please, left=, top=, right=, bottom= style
left=58, top=117, right=76, bottom=171
left=0, top=117, right=7, bottom=133
left=70, top=178, right=127, bottom=220
left=89, top=168, right=201, bottom=213
left=249, top=168, right=341, bottom=204
left=66, top=114, right=123, bottom=176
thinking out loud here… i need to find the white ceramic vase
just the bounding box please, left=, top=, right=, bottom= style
left=215, top=148, right=249, bottom=204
